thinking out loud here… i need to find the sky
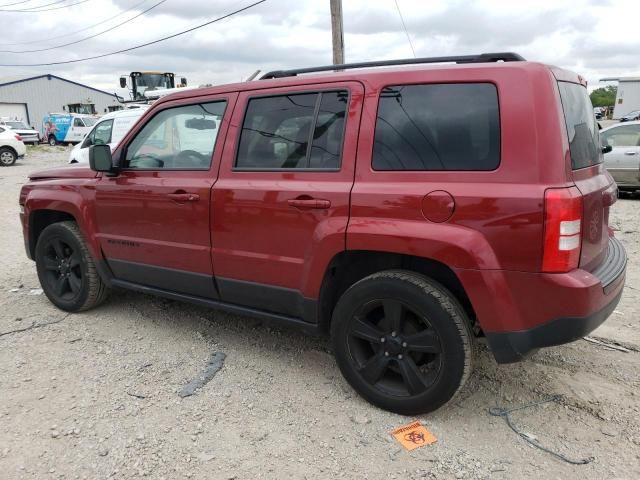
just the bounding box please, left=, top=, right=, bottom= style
left=0, top=0, right=638, bottom=98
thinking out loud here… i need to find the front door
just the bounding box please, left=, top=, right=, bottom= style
left=212, top=83, right=364, bottom=318
left=602, top=123, right=640, bottom=187
left=95, top=96, right=234, bottom=298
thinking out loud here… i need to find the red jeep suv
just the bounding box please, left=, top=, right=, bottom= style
left=19, top=53, right=626, bottom=414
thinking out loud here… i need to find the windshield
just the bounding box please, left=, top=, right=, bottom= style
left=134, top=74, right=172, bottom=98
left=83, top=118, right=97, bottom=127
left=624, top=111, right=640, bottom=117
left=558, top=81, right=601, bottom=170
left=6, top=121, right=28, bottom=129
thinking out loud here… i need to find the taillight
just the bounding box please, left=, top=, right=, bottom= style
left=542, top=187, right=583, bottom=272
left=15, top=134, right=22, bottom=141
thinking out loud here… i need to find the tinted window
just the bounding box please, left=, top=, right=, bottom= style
left=558, top=82, right=601, bottom=169
left=601, top=124, right=640, bottom=147
left=125, top=101, right=226, bottom=170
left=236, top=91, right=348, bottom=169
left=373, top=83, right=500, bottom=171
left=309, top=91, right=348, bottom=168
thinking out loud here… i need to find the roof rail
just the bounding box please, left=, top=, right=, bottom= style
left=260, top=52, right=525, bottom=80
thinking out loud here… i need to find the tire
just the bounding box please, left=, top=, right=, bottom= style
left=48, top=135, right=57, bottom=146
left=0, top=147, right=17, bottom=166
left=331, top=270, right=475, bottom=415
left=35, top=221, right=109, bottom=312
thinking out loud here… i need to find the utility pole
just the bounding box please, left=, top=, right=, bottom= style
left=330, top=0, right=344, bottom=65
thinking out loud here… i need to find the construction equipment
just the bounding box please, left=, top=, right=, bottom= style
left=119, top=72, right=188, bottom=101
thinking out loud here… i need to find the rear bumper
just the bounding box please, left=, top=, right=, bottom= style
left=457, top=237, right=627, bottom=363
left=485, top=287, right=623, bottom=363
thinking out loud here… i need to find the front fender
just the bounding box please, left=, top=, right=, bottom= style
left=346, top=218, right=501, bottom=270
left=23, top=182, right=101, bottom=260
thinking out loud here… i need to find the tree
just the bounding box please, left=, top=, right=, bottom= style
left=590, top=86, right=617, bottom=107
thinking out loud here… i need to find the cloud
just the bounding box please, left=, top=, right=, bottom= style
left=1, top=0, right=640, bottom=94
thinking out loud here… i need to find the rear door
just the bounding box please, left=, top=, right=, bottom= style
left=557, top=81, right=616, bottom=271
left=600, top=123, right=640, bottom=187
left=211, top=82, right=363, bottom=317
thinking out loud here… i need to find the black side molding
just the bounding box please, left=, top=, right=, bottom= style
left=110, top=279, right=320, bottom=335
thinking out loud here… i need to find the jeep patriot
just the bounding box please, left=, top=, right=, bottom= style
left=19, top=53, right=627, bottom=414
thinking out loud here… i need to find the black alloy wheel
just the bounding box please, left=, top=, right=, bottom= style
left=331, top=270, right=474, bottom=415
left=35, top=222, right=109, bottom=312
left=348, top=298, right=443, bottom=398
left=40, top=236, right=83, bottom=301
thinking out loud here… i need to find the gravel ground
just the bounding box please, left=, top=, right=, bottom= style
left=0, top=147, right=638, bottom=480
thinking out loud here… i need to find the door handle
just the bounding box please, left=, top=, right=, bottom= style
left=287, top=196, right=331, bottom=210
left=168, top=192, right=200, bottom=202
left=624, top=151, right=637, bottom=155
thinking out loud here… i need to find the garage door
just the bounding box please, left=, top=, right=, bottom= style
left=0, top=103, right=28, bottom=122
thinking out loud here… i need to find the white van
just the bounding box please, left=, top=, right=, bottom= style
left=43, top=113, right=99, bottom=145
left=68, top=106, right=150, bottom=164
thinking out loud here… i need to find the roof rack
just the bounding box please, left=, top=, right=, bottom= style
left=260, top=52, right=525, bottom=80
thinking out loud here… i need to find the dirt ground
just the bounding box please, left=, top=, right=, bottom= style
left=0, top=147, right=638, bottom=480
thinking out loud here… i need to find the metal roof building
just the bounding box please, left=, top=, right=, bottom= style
left=0, top=74, right=123, bottom=136
left=600, top=76, right=640, bottom=119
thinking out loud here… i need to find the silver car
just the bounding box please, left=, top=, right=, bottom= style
left=601, top=121, right=640, bottom=192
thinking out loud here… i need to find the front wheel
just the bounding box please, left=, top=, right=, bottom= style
left=331, top=270, right=475, bottom=415
left=35, top=221, right=109, bottom=312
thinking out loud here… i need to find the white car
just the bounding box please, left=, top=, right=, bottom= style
left=0, top=125, right=26, bottom=166
left=0, top=119, right=40, bottom=144
left=68, top=106, right=150, bottom=164
left=600, top=120, right=640, bottom=192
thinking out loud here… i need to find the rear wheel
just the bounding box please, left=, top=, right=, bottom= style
left=48, top=135, right=57, bottom=146
left=0, top=147, right=16, bottom=166
left=331, top=270, right=475, bottom=415
left=35, top=221, right=109, bottom=312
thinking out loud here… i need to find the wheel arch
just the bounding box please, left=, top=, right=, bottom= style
left=0, top=145, right=18, bottom=157
left=28, top=209, right=77, bottom=258
left=317, top=250, right=478, bottom=334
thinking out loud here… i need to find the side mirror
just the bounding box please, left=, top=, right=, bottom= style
left=602, top=144, right=613, bottom=154
left=180, top=77, right=187, bottom=86
left=119, top=76, right=127, bottom=88
left=89, top=144, right=115, bottom=172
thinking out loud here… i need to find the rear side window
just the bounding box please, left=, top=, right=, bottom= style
left=557, top=82, right=601, bottom=169
left=373, top=83, right=500, bottom=171
left=236, top=91, right=348, bottom=170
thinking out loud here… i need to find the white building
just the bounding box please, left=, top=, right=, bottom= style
left=0, top=74, right=123, bottom=136
left=600, top=76, right=640, bottom=119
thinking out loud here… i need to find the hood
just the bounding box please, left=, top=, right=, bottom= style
left=29, top=164, right=97, bottom=180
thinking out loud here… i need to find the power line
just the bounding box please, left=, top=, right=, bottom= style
left=0, top=0, right=267, bottom=67
left=3, top=0, right=150, bottom=45
left=0, top=0, right=166, bottom=53
left=0, top=0, right=66, bottom=11
left=0, top=0, right=90, bottom=12
left=0, top=0, right=37, bottom=7
left=393, top=0, right=416, bottom=58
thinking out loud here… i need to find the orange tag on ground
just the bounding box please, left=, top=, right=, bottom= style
left=391, top=421, right=437, bottom=450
